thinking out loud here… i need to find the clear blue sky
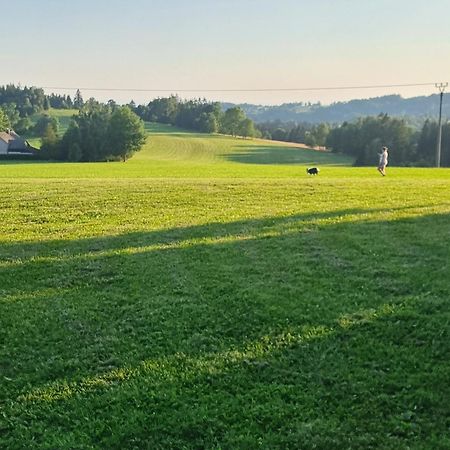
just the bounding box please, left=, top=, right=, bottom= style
left=2, top=0, right=449, bottom=105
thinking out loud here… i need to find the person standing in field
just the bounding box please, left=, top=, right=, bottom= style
left=377, top=146, right=389, bottom=176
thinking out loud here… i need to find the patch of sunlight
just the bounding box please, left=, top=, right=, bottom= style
left=337, top=303, right=398, bottom=329
left=3, top=203, right=447, bottom=271
left=0, top=287, right=70, bottom=303
left=0, top=234, right=265, bottom=269
left=18, top=301, right=407, bottom=404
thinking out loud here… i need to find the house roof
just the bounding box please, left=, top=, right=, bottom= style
left=9, top=138, right=28, bottom=150
left=0, top=132, right=14, bottom=144
left=0, top=131, right=36, bottom=153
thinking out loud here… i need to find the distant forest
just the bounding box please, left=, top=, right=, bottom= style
left=0, top=85, right=257, bottom=140
left=223, top=94, right=450, bottom=125
left=130, top=96, right=257, bottom=138
left=0, top=85, right=77, bottom=135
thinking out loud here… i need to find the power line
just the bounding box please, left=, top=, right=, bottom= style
left=40, top=82, right=445, bottom=93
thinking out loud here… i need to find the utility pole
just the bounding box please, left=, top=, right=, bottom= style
left=435, top=82, right=448, bottom=167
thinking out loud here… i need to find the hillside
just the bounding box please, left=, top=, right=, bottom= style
left=138, top=123, right=352, bottom=166
left=24, top=108, right=78, bottom=148
left=223, top=93, right=450, bottom=124
left=3, top=122, right=353, bottom=178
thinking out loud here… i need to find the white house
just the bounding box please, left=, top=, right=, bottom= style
left=0, top=130, right=37, bottom=155
left=0, top=132, right=12, bottom=154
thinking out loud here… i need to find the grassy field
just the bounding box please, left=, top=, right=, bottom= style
left=24, top=108, right=78, bottom=148
left=1, top=124, right=449, bottom=449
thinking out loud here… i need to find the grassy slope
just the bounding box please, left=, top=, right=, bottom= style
left=24, top=108, right=78, bottom=148
left=6, top=121, right=354, bottom=178
left=1, top=124, right=449, bottom=449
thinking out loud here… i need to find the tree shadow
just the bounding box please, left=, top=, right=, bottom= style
left=145, top=122, right=222, bottom=140
left=1, top=208, right=449, bottom=447
left=225, top=144, right=352, bottom=166
left=0, top=204, right=433, bottom=261
left=0, top=159, right=46, bottom=166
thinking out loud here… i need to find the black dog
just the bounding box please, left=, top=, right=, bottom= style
left=306, top=167, right=320, bottom=175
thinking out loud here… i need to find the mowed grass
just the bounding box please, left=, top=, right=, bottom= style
left=1, top=124, right=450, bottom=449
left=4, top=121, right=355, bottom=178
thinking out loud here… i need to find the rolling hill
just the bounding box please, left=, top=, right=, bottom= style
left=224, top=93, right=450, bottom=124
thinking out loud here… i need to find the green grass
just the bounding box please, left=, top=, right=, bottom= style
left=24, top=108, right=78, bottom=148
left=1, top=124, right=449, bottom=449
left=49, top=108, right=78, bottom=135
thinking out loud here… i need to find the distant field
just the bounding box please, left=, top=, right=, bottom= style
left=139, top=122, right=353, bottom=166
left=49, top=108, right=78, bottom=135
left=25, top=108, right=78, bottom=148
left=3, top=121, right=355, bottom=178
left=1, top=124, right=449, bottom=449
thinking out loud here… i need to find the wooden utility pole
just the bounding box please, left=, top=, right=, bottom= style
left=435, top=82, right=448, bottom=167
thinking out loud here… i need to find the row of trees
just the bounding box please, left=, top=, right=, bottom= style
left=326, top=114, right=450, bottom=166
left=413, top=120, right=450, bottom=167
left=258, top=114, right=449, bottom=166
left=0, top=107, right=62, bottom=136
left=256, top=121, right=330, bottom=147
left=0, top=103, right=34, bottom=134
left=0, top=86, right=85, bottom=136
left=41, top=104, right=146, bottom=162
left=0, top=85, right=47, bottom=116
left=0, top=85, right=55, bottom=135
left=131, top=96, right=258, bottom=138
left=47, top=93, right=75, bottom=109
left=0, top=84, right=80, bottom=113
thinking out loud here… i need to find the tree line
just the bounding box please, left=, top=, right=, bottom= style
left=0, top=85, right=47, bottom=117
left=1, top=86, right=259, bottom=140
left=255, top=114, right=449, bottom=166
left=326, top=114, right=450, bottom=166
left=0, top=84, right=76, bottom=135
left=0, top=84, right=76, bottom=113
left=40, top=102, right=146, bottom=162
left=0, top=87, right=146, bottom=162
left=255, top=120, right=329, bottom=147
left=130, top=96, right=258, bottom=138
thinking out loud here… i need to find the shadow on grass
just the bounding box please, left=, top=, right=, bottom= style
left=225, top=144, right=351, bottom=166
left=1, top=208, right=449, bottom=448
left=145, top=122, right=220, bottom=139
left=0, top=159, right=46, bottom=166
left=0, top=204, right=436, bottom=261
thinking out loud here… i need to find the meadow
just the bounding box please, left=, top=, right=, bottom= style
left=24, top=109, right=77, bottom=149
left=1, top=123, right=449, bottom=449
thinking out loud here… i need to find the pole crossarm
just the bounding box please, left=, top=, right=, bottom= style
left=435, top=82, right=448, bottom=93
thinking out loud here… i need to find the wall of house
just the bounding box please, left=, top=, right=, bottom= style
left=0, top=140, right=9, bottom=154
